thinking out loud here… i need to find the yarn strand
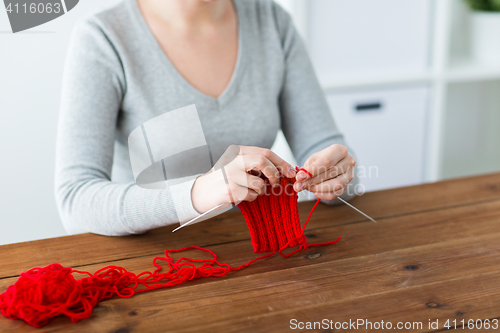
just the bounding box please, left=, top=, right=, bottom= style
left=0, top=167, right=341, bottom=328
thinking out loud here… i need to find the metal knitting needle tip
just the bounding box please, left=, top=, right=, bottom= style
left=172, top=202, right=227, bottom=233
left=337, top=197, right=377, bottom=223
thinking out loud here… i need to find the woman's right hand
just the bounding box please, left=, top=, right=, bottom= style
left=191, top=146, right=296, bottom=214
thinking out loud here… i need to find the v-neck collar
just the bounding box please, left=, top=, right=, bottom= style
left=128, top=0, right=246, bottom=108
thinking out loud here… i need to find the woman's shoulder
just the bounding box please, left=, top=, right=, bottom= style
left=68, top=0, right=147, bottom=66
left=71, top=0, right=134, bottom=45
left=238, top=0, right=290, bottom=18
left=237, top=0, right=293, bottom=36
left=82, top=0, right=132, bottom=27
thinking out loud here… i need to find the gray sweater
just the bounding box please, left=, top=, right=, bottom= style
left=55, top=0, right=356, bottom=236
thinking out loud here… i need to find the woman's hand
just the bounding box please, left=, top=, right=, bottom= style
left=191, top=146, right=296, bottom=213
left=294, top=144, right=355, bottom=201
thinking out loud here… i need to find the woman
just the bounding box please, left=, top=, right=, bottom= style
left=55, top=0, right=357, bottom=236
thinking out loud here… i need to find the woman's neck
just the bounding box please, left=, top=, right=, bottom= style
left=137, top=0, right=232, bottom=30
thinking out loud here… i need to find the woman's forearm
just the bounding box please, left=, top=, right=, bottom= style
left=55, top=18, right=200, bottom=235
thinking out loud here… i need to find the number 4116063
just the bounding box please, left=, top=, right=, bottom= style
left=5, top=2, right=61, bottom=14
left=444, top=318, right=499, bottom=330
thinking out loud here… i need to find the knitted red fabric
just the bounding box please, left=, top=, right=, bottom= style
left=238, top=177, right=304, bottom=253
left=0, top=168, right=341, bottom=328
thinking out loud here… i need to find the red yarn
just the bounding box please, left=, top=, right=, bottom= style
left=239, top=167, right=341, bottom=257
left=238, top=176, right=303, bottom=253
left=297, top=167, right=314, bottom=178
left=0, top=248, right=233, bottom=328
left=0, top=168, right=341, bottom=328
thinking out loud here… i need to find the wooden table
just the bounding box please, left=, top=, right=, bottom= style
left=1, top=173, right=500, bottom=332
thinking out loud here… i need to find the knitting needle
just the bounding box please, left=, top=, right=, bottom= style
left=337, top=197, right=377, bottom=223
left=172, top=202, right=227, bottom=233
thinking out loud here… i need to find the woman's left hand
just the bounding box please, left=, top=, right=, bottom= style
left=293, top=144, right=356, bottom=201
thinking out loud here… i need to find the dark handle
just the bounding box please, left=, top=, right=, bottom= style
left=355, top=102, right=383, bottom=112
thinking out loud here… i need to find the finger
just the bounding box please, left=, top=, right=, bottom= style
left=308, top=171, right=352, bottom=194
left=231, top=170, right=267, bottom=195
left=239, top=146, right=296, bottom=178
left=242, top=154, right=281, bottom=187
left=299, top=154, right=355, bottom=190
left=312, top=191, right=343, bottom=201
left=229, top=182, right=259, bottom=203
left=298, top=144, right=349, bottom=182
left=294, top=166, right=320, bottom=191
left=310, top=173, right=352, bottom=201
left=295, top=169, right=311, bottom=182
left=294, top=169, right=314, bottom=192
left=223, top=157, right=267, bottom=197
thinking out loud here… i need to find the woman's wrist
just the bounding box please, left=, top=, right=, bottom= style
left=191, top=168, right=226, bottom=214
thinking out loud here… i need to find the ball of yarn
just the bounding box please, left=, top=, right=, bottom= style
left=0, top=264, right=88, bottom=327
left=0, top=263, right=137, bottom=328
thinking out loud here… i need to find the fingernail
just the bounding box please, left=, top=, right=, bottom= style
left=296, top=173, right=306, bottom=181
left=295, top=182, right=304, bottom=191
left=287, top=166, right=296, bottom=177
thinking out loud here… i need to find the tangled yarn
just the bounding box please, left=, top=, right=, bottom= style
left=0, top=168, right=341, bottom=328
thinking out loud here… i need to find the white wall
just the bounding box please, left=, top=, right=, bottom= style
left=0, top=0, right=121, bottom=245
left=442, top=80, right=500, bottom=179
left=307, top=0, right=432, bottom=82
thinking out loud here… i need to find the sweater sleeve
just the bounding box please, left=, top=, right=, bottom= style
left=54, top=18, right=200, bottom=236
left=272, top=2, right=359, bottom=202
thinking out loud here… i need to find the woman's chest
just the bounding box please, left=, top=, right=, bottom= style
left=157, top=33, right=238, bottom=100
left=117, top=18, right=286, bottom=150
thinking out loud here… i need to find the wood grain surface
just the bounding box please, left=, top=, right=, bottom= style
left=1, top=172, right=500, bottom=332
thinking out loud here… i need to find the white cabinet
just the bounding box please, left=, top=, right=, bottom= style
left=307, top=0, right=432, bottom=83
left=326, top=85, right=429, bottom=192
